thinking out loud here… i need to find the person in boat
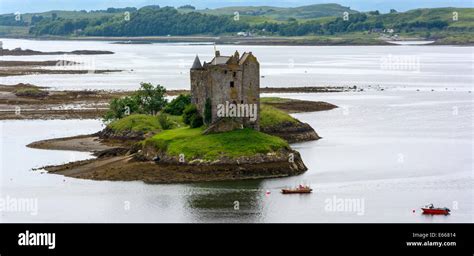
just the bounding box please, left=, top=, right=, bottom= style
left=423, top=204, right=450, bottom=213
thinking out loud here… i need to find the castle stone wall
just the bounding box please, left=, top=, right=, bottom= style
left=190, top=51, right=260, bottom=131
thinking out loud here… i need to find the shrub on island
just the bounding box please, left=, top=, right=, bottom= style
left=157, top=113, right=173, bottom=130
left=14, top=88, right=49, bottom=98
left=103, top=113, right=184, bottom=141
left=104, top=82, right=167, bottom=121
left=182, top=104, right=203, bottom=128
left=163, top=94, right=191, bottom=115
left=107, top=114, right=163, bottom=133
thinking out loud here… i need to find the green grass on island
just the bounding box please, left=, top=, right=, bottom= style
left=144, top=127, right=289, bottom=160
left=107, top=98, right=300, bottom=133
left=107, top=114, right=184, bottom=133
left=260, top=97, right=293, bottom=104
left=260, top=104, right=298, bottom=129
left=108, top=114, right=161, bottom=132
left=106, top=98, right=300, bottom=160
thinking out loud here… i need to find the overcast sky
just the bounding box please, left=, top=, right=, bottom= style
left=0, top=0, right=472, bottom=14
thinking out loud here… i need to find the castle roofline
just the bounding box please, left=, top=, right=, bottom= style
left=193, top=51, right=257, bottom=69
left=191, top=55, right=203, bottom=69
left=210, top=56, right=231, bottom=65
left=239, top=52, right=256, bottom=65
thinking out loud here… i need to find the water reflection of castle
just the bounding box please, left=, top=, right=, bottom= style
left=185, top=181, right=266, bottom=222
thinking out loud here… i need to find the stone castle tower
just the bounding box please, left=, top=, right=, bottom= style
left=190, top=50, right=260, bottom=131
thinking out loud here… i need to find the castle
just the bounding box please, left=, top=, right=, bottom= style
left=190, top=50, right=260, bottom=131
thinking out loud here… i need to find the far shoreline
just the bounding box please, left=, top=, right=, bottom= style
left=4, top=35, right=471, bottom=46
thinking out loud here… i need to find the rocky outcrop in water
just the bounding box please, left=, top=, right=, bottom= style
left=97, top=127, right=149, bottom=141
left=43, top=152, right=308, bottom=183
left=262, top=121, right=320, bottom=143
left=0, top=48, right=114, bottom=56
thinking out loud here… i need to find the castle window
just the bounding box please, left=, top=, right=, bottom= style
left=224, top=70, right=228, bottom=74
left=230, top=81, right=234, bottom=88
left=233, top=72, right=236, bottom=78
left=241, top=100, right=244, bottom=104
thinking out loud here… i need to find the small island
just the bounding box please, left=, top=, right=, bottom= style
left=0, top=46, right=121, bottom=77
left=28, top=50, right=337, bottom=183
left=0, top=46, right=114, bottom=56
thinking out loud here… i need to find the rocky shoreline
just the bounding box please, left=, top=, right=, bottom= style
left=29, top=134, right=307, bottom=184
left=0, top=68, right=122, bottom=77
left=262, top=121, right=321, bottom=143
left=42, top=155, right=308, bottom=184
left=0, top=48, right=114, bottom=56
left=0, top=60, right=122, bottom=77
left=6, top=35, right=474, bottom=46
left=260, top=86, right=361, bottom=94
left=0, top=83, right=128, bottom=120
left=26, top=94, right=336, bottom=183
left=0, top=35, right=397, bottom=46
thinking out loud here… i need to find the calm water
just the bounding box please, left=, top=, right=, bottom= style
left=0, top=38, right=472, bottom=91
left=1, top=90, right=472, bottom=223
left=0, top=39, right=472, bottom=222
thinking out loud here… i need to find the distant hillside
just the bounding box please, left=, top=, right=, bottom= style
left=0, top=5, right=472, bottom=44
left=196, top=4, right=358, bottom=21
left=0, top=9, right=130, bottom=23
left=368, top=7, right=474, bottom=30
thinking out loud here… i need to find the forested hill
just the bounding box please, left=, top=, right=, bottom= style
left=0, top=4, right=472, bottom=43
left=196, top=3, right=358, bottom=20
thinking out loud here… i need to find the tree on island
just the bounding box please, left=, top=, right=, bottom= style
left=183, top=104, right=203, bottom=128
left=135, top=82, right=167, bottom=115
left=104, top=82, right=203, bottom=129
left=163, top=94, right=191, bottom=115
left=104, top=82, right=167, bottom=121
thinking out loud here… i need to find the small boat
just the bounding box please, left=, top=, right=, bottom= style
left=281, top=185, right=312, bottom=194
left=421, top=204, right=450, bottom=215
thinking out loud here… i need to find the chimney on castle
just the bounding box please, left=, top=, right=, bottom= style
left=234, top=50, right=240, bottom=59
left=215, top=50, right=220, bottom=57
